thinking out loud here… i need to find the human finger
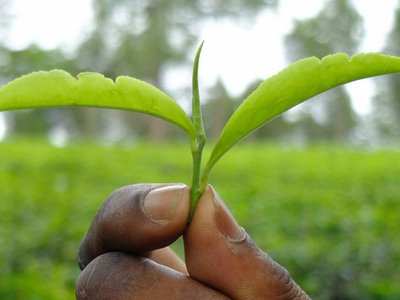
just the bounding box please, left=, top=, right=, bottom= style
left=184, top=186, right=310, bottom=299
left=145, top=246, right=187, bottom=274
left=76, top=251, right=229, bottom=299
left=78, top=183, right=190, bottom=270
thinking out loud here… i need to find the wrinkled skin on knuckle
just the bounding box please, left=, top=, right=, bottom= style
left=76, top=252, right=230, bottom=300
left=235, top=239, right=310, bottom=300
left=267, top=262, right=310, bottom=300
left=259, top=254, right=309, bottom=299
left=76, top=252, right=170, bottom=299
left=76, top=252, right=129, bottom=299
left=263, top=261, right=310, bottom=299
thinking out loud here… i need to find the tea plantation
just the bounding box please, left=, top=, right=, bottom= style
left=0, top=139, right=399, bottom=299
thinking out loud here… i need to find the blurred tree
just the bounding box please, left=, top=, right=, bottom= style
left=0, top=0, right=11, bottom=82
left=1, top=45, right=79, bottom=138
left=0, top=1, right=82, bottom=140
left=74, top=0, right=278, bottom=140
left=1, top=45, right=75, bottom=80
left=0, top=0, right=10, bottom=37
left=373, top=2, right=400, bottom=143
left=284, top=0, right=364, bottom=143
left=203, top=79, right=237, bottom=140
left=0, top=0, right=11, bottom=139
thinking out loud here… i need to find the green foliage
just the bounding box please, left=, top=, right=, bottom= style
left=0, top=140, right=399, bottom=299
left=374, top=6, right=400, bottom=140
left=0, top=140, right=192, bottom=299
left=0, top=70, right=195, bottom=138
left=204, top=53, right=400, bottom=180
left=211, top=144, right=400, bottom=299
left=2, top=51, right=400, bottom=213
left=0, top=48, right=400, bottom=298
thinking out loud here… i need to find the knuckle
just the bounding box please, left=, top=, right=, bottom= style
left=255, top=251, right=310, bottom=299
left=76, top=252, right=148, bottom=299
left=277, top=276, right=310, bottom=300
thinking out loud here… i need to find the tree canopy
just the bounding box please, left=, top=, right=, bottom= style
left=284, top=0, right=364, bottom=142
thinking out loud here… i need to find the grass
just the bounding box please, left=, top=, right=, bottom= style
left=0, top=138, right=399, bottom=299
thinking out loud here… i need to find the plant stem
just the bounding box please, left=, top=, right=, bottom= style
left=189, top=41, right=206, bottom=221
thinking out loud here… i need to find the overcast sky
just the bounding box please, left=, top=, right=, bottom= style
left=6, top=0, right=398, bottom=87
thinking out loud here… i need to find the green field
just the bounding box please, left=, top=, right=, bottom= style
left=1, top=139, right=399, bottom=299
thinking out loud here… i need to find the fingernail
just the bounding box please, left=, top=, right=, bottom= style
left=210, top=187, right=245, bottom=242
left=142, top=184, right=187, bottom=223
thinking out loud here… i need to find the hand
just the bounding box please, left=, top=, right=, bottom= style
left=76, top=184, right=310, bottom=299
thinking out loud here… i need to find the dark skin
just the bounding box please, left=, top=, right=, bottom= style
left=77, top=184, right=310, bottom=299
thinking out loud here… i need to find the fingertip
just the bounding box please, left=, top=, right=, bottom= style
left=141, top=184, right=189, bottom=224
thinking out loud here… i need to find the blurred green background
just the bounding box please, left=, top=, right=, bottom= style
left=1, top=0, right=400, bottom=299
left=1, top=140, right=399, bottom=299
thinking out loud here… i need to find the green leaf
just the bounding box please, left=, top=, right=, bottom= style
left=0, top=70, right=196, bottom=138
left=204, top=53, right=400, bottom=177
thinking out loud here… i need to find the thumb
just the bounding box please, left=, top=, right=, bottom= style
left=184, top=186, right=309, bottom=299
left=78, top=183, right=190, bottom=269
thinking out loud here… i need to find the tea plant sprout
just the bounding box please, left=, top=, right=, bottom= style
left=1, top=42, right=400, bottom=220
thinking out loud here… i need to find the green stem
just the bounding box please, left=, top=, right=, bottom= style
left=189, top=41, right=206, bottom=221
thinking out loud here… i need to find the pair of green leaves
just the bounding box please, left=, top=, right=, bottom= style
left=1, top=46, right=400, bottom=218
